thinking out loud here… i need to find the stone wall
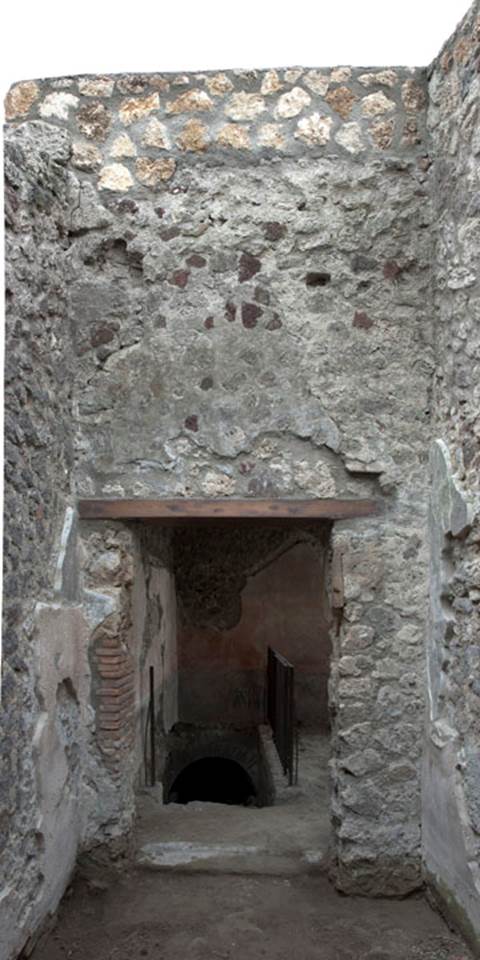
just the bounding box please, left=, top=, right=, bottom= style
left=5, top=68, right=431, bottom=513
left=424, top=0, right=480, bottom=947
left=1, top=121, right=177, bottom=954
left=3, top=59, right=434, bottom=918
left=2, top=121, right=78, bottom=960
left=329, top=512, right=428, bottom=895
left=5, top=66, right=429, bottom=191
left=5, top=10, right=480, bottom=952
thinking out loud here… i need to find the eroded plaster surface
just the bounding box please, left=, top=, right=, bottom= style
left=424, top=2, right=480, bottom=944
left=2, top=123, right=75, bottom=960
left=424, top=441, right=479, bottom=941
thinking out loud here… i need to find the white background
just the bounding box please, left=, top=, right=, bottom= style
left=1, top=0, right=472, bottom=94
left=0, top=0, right=473, bottom=650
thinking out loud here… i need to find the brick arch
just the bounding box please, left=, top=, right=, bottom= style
left=163, top=727, right=262, bottom=803
left=168, top=756, right=256, bottom=805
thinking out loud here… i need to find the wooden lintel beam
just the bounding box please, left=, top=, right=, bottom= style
left=78, top=498, right=381, bottom=522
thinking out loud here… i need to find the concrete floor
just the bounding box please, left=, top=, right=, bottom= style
left=30, top=731, right=472, bottom=960
left=136, top=732, right=331, bottom=875
left=31, top=870, right=471, bottom=960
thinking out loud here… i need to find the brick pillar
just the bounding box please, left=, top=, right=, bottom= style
left=93, top=628, right=135, bottom=778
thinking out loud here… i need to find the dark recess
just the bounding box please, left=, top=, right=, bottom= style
left=305, top=272, right=331, bottom=287
left=168, top=757, right=257, bottom=805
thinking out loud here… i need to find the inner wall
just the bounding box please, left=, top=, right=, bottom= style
left=138, top=520, right=332, bottom=810
left=173, top=523, right=331, bottom=729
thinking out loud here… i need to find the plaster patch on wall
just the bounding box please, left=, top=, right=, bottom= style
left=53, top=507, right=79, bottom=601
left=27, top=603, right=92, bottom=952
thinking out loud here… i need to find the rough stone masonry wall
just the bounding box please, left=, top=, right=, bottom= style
left=2, top=65, right=432, bottom=504
left=3, top=61, right=434, bottom=908
left=2, top=122, right=79, bottom=960
left=1, top=124, right=174, bottom=960
left=425, top=1, right=480, bottom=947
left=4, top=67, right=431, bottom=503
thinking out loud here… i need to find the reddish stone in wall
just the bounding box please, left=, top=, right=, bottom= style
left=225, top=301, right=236, bottom=322
left=383, top=259, right=402, bottom=280
left=170, top=269, right=190, bottom=287
left=239, top=252, right=261, bottom=283
left=353, top=311, right=373, bottom=330
left=242, top=303, right=263, bottom=328
left=184, top=414, right=199, bottom=432
left=263, top=221, right=287, bottom=242
left=186, top=254, right=207, bottom=268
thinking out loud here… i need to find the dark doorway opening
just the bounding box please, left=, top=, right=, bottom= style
left=168, top=757, right=256, bottom=805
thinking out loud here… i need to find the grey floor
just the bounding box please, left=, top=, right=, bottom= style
left=135, top=732, right=332, bottom=875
